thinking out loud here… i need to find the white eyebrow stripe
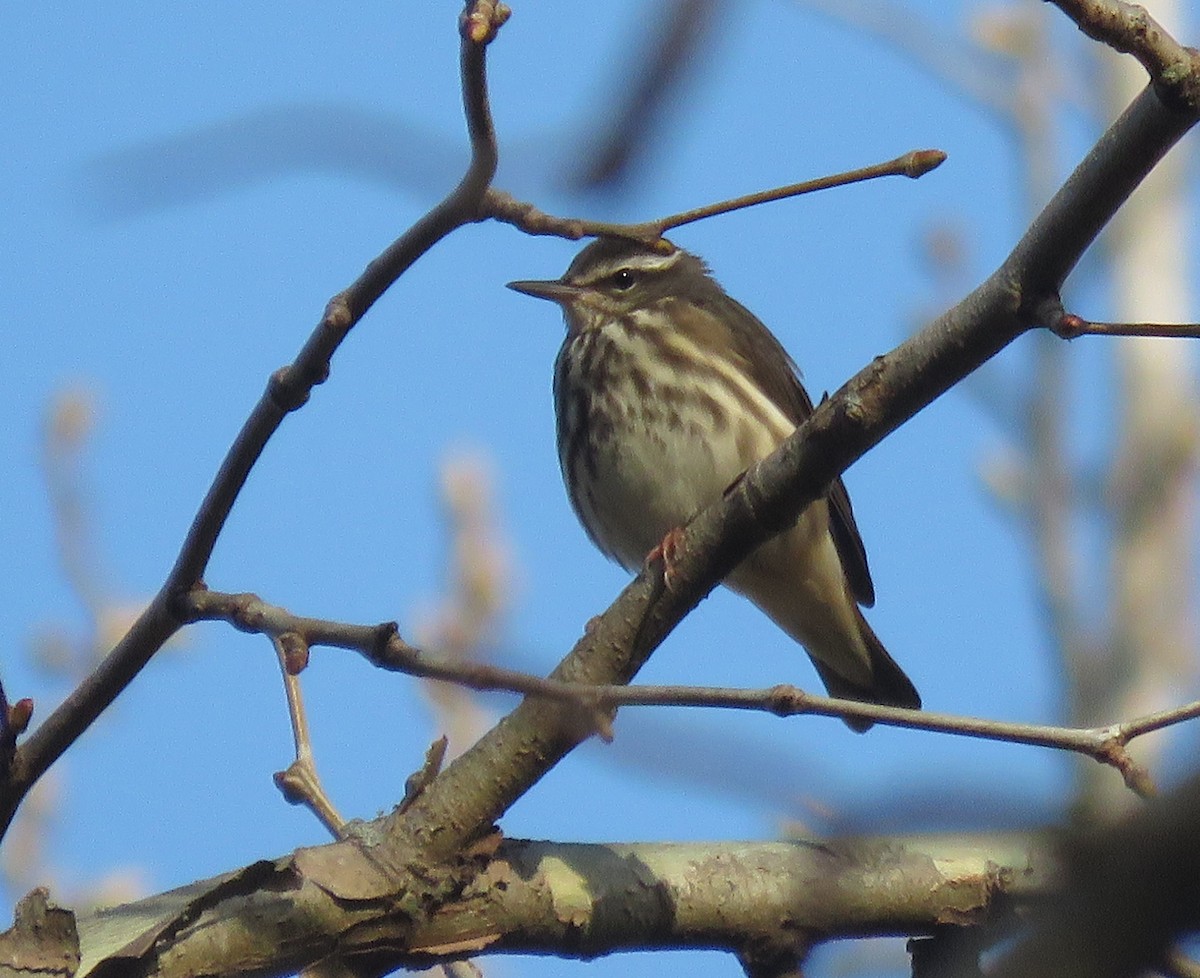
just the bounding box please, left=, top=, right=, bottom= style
left=618, top=248, right=682, bottom=272
left=580, top=247, right=683, bottom=284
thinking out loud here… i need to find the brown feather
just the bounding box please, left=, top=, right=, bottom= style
left=666, top=265, right=877, bottom=608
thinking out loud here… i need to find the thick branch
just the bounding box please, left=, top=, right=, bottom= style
left=66, top=833, right=1055, bottom=977
left=1050, top=0, right=1200, bottom=102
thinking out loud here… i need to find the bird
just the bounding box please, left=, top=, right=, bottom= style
left=507, top=235, right=919, bottom=730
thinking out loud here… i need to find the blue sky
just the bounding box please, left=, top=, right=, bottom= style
left=3, top=2, right=1194, bottom=976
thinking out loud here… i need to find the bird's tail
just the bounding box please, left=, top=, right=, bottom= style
left=728, top=541, right=920, bottom=732
left=809, top=607, right=920, bottom=732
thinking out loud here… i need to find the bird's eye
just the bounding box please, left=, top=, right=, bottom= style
left=610, top=268, right=637, bottom=290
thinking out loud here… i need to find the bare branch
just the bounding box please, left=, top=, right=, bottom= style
left=180, top=588, right=609, bottom=725
left=177, top=585, right=1199, bottom=794
left=1051, top=311, right=1200, bottom=338
left=270, top=634, right=345, bottom=838
left=654, top=150, right=947, bottom=233
left=1049, top=0, right=1200, bottom=97
left=66, top=834, right=1056, bottom=976
left=581, top=683, right=1200, bottom=795
left=0, top=0, right=509, bottom=840
left=485, top=148, right=946, bottom=243
left=793, top=0, right=1020, bottom=119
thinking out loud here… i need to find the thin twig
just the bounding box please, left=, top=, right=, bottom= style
left=1054, top=314, right=1200, bottom=339
left=485, top=149, right=946, bottom=244
left=270, top=633, right=344, bottom=838
left=181, top=587, right=614, bottom=728
left=576, top=685, right=1200, bottom=796
left=1038, top=297, right=1200, bottom=338
left=656, top=150, right=946, bottom=232
left=181, top=586, right=1200, bottom=797
left=0, top=0, right=510, bottom=840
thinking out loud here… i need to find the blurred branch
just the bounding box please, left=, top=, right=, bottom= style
left=737, top=944, right=806, bottom=978
left=77, top=104, right=468, bottom=220
left=1163, top=950, right=1200, bottom=978
left=794, top=0, right=1018, bottom=117
left=414, top=453, right=512, bottom=759
left=1066, top=0, right=1200, bottom=822
left=40, top=389, right=107, bottom=625
left=34, top=388, right=151, bottom=681
left=0, top=0, right=509, bottom=840
left=568, top=0, right=726, bottom=191
left=990, top=770, right=1200, bottom=978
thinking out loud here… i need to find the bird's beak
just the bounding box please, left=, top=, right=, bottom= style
left=506, top=278, right=582, bottom=305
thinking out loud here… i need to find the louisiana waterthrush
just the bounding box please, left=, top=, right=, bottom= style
left=508, top=236, right=919, bottom=731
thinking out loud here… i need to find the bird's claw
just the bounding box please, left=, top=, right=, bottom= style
left=646, top=527, right=686, bottom=592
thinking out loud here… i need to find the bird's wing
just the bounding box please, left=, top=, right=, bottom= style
left=706, top=292, right=877, bottom=608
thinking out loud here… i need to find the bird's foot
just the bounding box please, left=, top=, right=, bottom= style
left=646, top=527, right=686, bottom=592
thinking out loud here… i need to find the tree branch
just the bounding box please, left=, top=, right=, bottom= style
left=65, top=833, right=1056, bottom=977
left=179, top=588, right=611, bottom=732
left=382, top=80, right=1198, bottom=886
left=181, top=587, right=1198, bottom=797
left=0, top=0, right=509, bottom=840
left=1050, top=0, right=1200, bottom=98
left=7, top=4, right=1200, bottom=975
left=1049, top=310, right=1200, bottom=338
left=484, top=148, right=945, bottom=243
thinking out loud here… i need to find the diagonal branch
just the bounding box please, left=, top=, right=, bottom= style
left=7, top=2, right=1199, bottom=974
left=0, top=0, right=509, bottom=840
left=387, top=81, right=1200, bottom=876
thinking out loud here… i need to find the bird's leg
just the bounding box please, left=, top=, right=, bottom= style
left=646, top=526, right=686, bottom=592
